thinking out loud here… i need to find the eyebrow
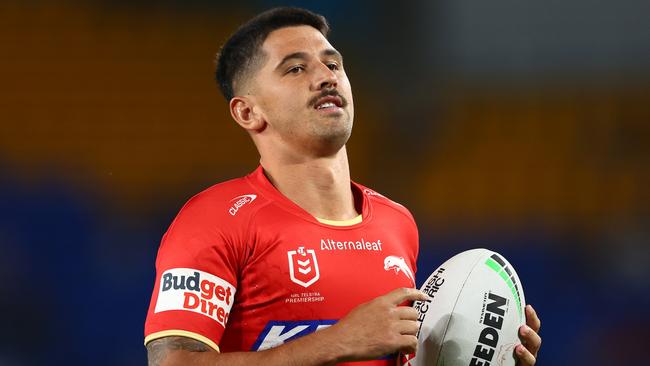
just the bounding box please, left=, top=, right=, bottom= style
left=275, top=48, right=343, bottom=71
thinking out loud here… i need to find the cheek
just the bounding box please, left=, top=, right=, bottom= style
left=261, top=93, right=306, bottom=128
left=267, top=85, right=305, bottom=109
left=339, top=75, right=353, bottom=103
left=258, top=90, right=296, bottom=118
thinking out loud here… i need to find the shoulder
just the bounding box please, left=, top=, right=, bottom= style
left=159, top=173, right=273, bottom=254
left=172, top=174, right=270, bottom=227
left=356, top=183, right=417, bottom=225
left=357, top=183, right=420, bottom=260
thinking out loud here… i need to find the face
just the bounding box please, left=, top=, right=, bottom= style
left=248, top=25, right=354, bottom=156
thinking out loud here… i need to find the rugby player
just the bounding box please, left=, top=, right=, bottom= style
left=144, top=7, right=542, bottom=366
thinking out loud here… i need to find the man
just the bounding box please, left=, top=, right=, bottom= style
left=144, top=7, right=541, bottom=366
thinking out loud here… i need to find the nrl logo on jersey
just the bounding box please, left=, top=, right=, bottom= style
left=287, top=246, right=320, bottom=288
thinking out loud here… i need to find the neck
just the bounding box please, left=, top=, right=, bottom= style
left=260, top=147, right=358, bottom=221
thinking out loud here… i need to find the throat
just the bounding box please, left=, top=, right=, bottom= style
left=260, top=156, right=360, bottom=221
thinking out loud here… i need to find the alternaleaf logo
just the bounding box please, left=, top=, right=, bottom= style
left=384, top=256, right=415, bottom=284
left=287, top=246, right=320, bottom=288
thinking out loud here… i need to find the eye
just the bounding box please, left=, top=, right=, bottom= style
left=287, top=65, right=305, bottom=74
left=327, top=62, right=340, bottom=71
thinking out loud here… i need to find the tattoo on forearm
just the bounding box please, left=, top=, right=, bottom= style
left=147, top=337, right=210, bottom=366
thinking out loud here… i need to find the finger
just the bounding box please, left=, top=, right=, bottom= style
left=395, top=306, right=419, bottom=321
left=519, top=325, right=542, bottom=357
left=515, top=344, right=536, bottom=365
left=396, top=320, right=420, bottom=336
left=386, top=288, right=428, bottom=305
left=525, top=305, right=541, bottom=332
left=396, top=334, right=418, bottom=355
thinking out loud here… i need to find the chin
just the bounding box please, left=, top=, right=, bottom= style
left=314, top=129, right=352, bottom=155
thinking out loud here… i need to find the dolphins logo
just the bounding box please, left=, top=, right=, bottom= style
left=384, top=256, right=415, bottom=284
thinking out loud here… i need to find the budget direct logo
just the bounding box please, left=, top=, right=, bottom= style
left=228, top=194, right=257, bottom=216
left=154, top=268, right=236, bottom=327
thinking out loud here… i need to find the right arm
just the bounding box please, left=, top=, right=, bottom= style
left=147, top=287, right=428, bottom=366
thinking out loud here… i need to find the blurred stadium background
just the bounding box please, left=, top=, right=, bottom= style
left=1, top=0, right=649, bottom=364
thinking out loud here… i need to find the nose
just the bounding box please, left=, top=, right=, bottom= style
left=313, top=63, right=338, bottom=90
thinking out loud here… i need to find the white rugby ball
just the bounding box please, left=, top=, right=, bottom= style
left=401, top=248, right=526, bottom=366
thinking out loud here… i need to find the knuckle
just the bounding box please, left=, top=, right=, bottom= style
left=385, top=322, right=396, bottom=335
left=521, top=350, right=535, bottom=365
left=408, top=335, right=418, bottom=350
left=403, top=320, right=417, bottom=333
left=386, top=332, right=400, bottom=347
left=399, top=336, right=418, bottom=354
left=411, top=322, right=421, bottom=334
left=386, top=306, right=397, bottom=318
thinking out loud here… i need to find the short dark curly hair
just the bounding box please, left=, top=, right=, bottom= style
left=215, top=7, right=330, bottom=101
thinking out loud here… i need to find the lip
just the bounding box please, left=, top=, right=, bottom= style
left=314, top=95, right=343, bottom=110
left=315, top=104, right=342, bottom=114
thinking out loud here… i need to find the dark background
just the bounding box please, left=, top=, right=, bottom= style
left=1, top=1, right=649, bottom=365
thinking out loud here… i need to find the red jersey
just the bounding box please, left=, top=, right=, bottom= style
left=144, top=166, right=419, bottom=365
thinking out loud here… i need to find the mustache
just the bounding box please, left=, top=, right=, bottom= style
left=308, top=89, right=348, bottom=108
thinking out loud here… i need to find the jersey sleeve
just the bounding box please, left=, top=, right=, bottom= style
left=144, top=193, right=246, bottom=352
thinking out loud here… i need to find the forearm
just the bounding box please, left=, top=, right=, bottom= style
left=149, top=326, right=346, bottom=366
left=149, top=288, right=427, bottom=366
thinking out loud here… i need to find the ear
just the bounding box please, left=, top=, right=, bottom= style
left=229, top=96, right=266, bottom=132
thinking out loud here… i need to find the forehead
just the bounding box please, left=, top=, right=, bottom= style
left=261, top=25, right=335, bottom=61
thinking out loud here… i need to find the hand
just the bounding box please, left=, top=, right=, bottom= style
left=515, top=304, right=542, bottom=365
left=325, top=287, right=428, bottom=362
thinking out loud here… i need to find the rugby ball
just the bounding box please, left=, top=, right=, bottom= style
left=401, top=248, right=526, bottom=366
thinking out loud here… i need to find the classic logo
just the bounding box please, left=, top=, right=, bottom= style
left=364, top=188, right=405, bottom=208
left=384, top=255, right=415, bottom=284
left=287, top=246, right=320, bottom=288
left=363, top=188, right=385, bottom=197
left=228, top=194, right=257, bottom=216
